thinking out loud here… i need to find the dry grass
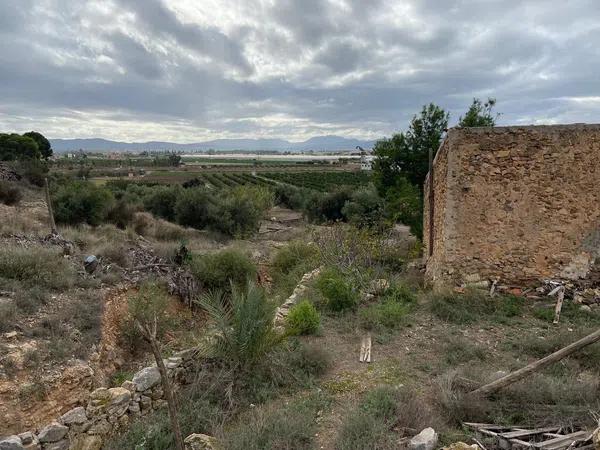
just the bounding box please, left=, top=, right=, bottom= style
left=130, top=212, right=200, bottom=241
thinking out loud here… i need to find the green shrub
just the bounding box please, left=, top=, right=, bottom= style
left=285, top=300, right=320, bottom=335
left=272, top=241, right=318, bottom=276
left=196, top=283, right=276, bottom=370
left=315, top=268, right=358, bottom=312
left=0, top=245, right=76, bottom=290
left=342, top=185, right=384, bottom=228
left=53, top=181, right=114, bottom=226
left=189, top=249, right=256, bottom=291
left=273, top=183, right=307, bottom=210
left=0, top=181, right=22, bottom=205
left=305, top=188, right=353, bottom=223
left=208, top=186, right=274, bottom=237
left=15, top=158, right=48, bottom=186
left=144, top=185, right=181, bottom=221
left=359, top=300, right=411, bottom=330
left=174, top=187, right=212, bottom=229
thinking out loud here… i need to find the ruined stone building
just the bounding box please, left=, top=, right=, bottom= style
left=423, top=124, right=600, bottom=286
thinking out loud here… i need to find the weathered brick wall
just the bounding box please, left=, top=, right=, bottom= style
left=424, top=124, right=600, bottom=286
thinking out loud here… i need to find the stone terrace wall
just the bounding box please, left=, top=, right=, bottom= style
left=0, top=349, right=199, bottom=450
left=424, top=124, right=600, bottom=286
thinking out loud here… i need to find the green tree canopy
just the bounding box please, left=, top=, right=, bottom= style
left=458, top=97, right=499, bottom=127
left=0, top=133, right=40, bottom=161
left=23, top=131, right=52, bottom=159
left=373, top=103, right=449, bottom=191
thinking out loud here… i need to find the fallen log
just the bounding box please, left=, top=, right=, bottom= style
left=471, top=328, right=600, bottom=397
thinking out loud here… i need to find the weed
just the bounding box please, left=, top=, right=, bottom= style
left=285, top=300, right=321, bottom=335
left=0, top=244, right=76, bottom=290
left=222, top=393, right=327, bottom=450
left=1, top=356, right=18, bottom=379
left=429, top=289, right=524, bottom=324
left=0, top=181, right=22, bottom=205
left=189, top=248, right=257, bottom=291
left=14, top=286, right=49, bottom=314
left=443, top=336, right=487, bottom=365
left=0, top=300, right=17, bottom=332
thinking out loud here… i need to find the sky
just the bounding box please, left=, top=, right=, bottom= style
left=0, top=0, right=599, bottom=142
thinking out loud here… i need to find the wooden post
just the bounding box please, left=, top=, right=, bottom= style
left=553, top=287, right=565, bottom=324
left=428, top=147, right=434, bottom=257
left=471, top=328, right=600, bottom=397
left=44, top=177, right=57, bottom=235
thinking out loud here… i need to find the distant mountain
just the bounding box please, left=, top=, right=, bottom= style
left=49, top=135, right=376, bottom=153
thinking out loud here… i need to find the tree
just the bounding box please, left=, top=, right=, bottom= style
left=458, top=97, right=498, bottom=127
left=0, top=133, right=40, bottom=161
left=372, top=103, right=448, bottom=192
left=128, top=283, right=184, bottom=450
left=23, top=131, right=52, bottom=159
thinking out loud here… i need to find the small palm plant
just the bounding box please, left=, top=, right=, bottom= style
left=195, top=282, right=278, bottom=371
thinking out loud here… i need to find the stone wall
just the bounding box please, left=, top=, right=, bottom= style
left=424, top=124, right=600, bottom=286
left=0, top=348, right=199, bottom=450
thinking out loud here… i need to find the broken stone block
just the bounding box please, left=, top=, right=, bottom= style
left=0, top=435, right=24, bottom=450
left=37, top=422, right=68, bottom=443
left=132, top=366, right=161, bottom=391
left=409, top=427, right=438, bottom=450
left=184, top=434, right=217, bottom=450
left=60, top=406, right=87, bottom=426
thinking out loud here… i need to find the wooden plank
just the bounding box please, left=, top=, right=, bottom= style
left=533, top=431, right=589, bottom=449
left=500, top=427, right=560, bottom=439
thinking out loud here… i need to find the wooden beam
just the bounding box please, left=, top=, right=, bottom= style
left=471, top=328, right=600, bottom=397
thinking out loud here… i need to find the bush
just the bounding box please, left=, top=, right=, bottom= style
left=208, top=186, right=274, bottom=238
left=15, top=158, right=48, bottom=186
left=0, top=181, right=22, bottom=205
left=305, top=188, right=352, bottom=223
left=106, top=198, right=135, bottom=229
left=143, top=185, right=181, bottom=221
left=196, top=283, right=276, bottom=370
left=285, top=300, right=321, bottom=335
left=383, top=177, right=423, bottom=239
left=272, top=241, right=318, bottom=276
left=359, top=300, right=411, bottom=331
left=0, top=244, right=76, bottom=290
left=15, top=286, right=48, bottom=314
left=53, top=181, right=114, bottom=226
left=315, top=268, right=358, bottom=312
left=342, top=185, right=384, bottom=228
left=174, top=187, right=212, bottom=229
left=189, top=249, right=257, bottom=291
left=273, top=183, right=307, bottom=210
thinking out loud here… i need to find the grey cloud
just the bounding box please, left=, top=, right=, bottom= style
left=115, top=0, right=253, bottom=73
left=0, top=0, right=599, bottom=141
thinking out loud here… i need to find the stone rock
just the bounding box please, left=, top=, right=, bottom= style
left=71, top=435, right=102, bottom=450
left=139, top=395, right=152, bottom=411
left=87, top=418, right=111, bottom=436
left=17, top=433, right=34, bottom=446
left=60, top=406, right=87, bottom=426
left=184, top=434, right=217, bottom=450
left=409, top=427, right=438, bottom=450
left=121, top=380, right=135, bottom=392
left=43, top=440, right=69, bottom=450
left=84, top=256, right=98, bottom=274
left=132, top=366, right=161, bottom=391
left=106, top=387, right=131, bottom=417
left=37, top=422, right=68, bottom=443
left=442, top=443, right=478, bottom=450
left=580, top=305, right=592, bottom=313
left=0, top=436, right=24, bottom=450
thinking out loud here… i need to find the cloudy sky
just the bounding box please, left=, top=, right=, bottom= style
left=1, top=0, right=599, bottom=142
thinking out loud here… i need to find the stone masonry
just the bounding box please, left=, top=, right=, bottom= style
left=424, top=124, right=600, bottom=286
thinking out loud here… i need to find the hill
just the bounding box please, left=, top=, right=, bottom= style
left=49, top=135, right=376, bottom=153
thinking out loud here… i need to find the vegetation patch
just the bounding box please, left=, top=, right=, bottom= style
left=285, top=300, right=321, bottom=335
left=189, top=248, right=257, bottom=292
left=315, top=268, right=359, bottom=312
